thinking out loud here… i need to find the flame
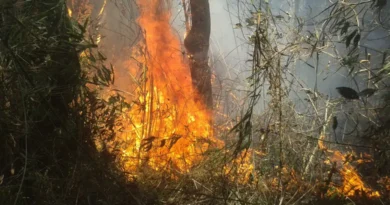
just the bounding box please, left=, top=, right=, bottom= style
left=67, top=8, right=72, bottom=17
left=113, top=0, right=222, bottom=175
left=270, top=166, right=301, bottom=192
left=323, top=150, right=380, bottom=198
left=316, top=133, right=380, bottom=198
left=224, top=150, right=255, bottom=183
left=67, top=2, right=388, bottom=199
left=318, top=134, right=327, bottom=151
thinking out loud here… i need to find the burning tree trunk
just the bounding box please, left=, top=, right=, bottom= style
left=183, top=0, right=212, bottom=109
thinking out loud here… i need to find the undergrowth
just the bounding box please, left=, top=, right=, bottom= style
left=1, top=0, right=390, bottom=205
left=0, top=0, right=146, bottom=204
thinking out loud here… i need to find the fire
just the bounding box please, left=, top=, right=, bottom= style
left=224, top=150, right=255, bottom=183
left=67, top=8, right=72, bottom=17
left=270, top=166, right=301, bottom=192
left=329, top=151, right=380, bottom=198
left=318, top=135, right=327, bottom=151
left=65, top=1, right=390, bottom=201
left=317, top=133, right=380, bottom=198
left=113, top=0, right=222, bottom=175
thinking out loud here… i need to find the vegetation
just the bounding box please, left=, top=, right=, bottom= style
left=222, top=0, right=390, bottom=204
left=0, top=0, right=145, bottom=204
left=1, top=0, right=390, bottom=205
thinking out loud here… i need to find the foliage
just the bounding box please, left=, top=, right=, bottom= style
left=0, top=0, right=142, bottom=204
left=218, top=0, right=390, bottom=204
left=2, top=0, right=390, bottom=204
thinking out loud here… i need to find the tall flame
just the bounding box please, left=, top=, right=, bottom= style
left=115, top=0, right=222, bottom=174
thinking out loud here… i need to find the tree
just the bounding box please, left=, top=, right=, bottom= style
left=182, top=0, right=213, bottom=109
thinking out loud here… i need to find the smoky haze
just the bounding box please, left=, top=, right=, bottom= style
left=96, top=0, right=390, bottom=134
left=206, top=0, right=389, bottom=110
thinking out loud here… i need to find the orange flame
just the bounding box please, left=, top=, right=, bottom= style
left=224, top=150, right=255, bottom=183
left=317, top=133, right=380, bottom=198
left=114, top=0, right=222, bottom=175
left=327, top=151, right=380, bottom=198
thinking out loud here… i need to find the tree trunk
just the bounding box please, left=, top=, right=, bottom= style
left=183, top=0, right=212, bottom=109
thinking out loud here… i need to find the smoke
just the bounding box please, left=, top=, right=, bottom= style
left=93, top=0, right=390, bottom=138
left=92, top=0, right=140, bottom=97
left=200, top=0, right=390, bottom=146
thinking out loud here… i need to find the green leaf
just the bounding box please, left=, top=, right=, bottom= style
left=102, top=65, right=111, bottom=81
left=345, top=29, right=357, bottom=48
left=340, top=21, right=350, bottom=36
left=98, top=51, right=107, bottom=61
left=88, top=52, right=96, bottom=63
left=97, top=69, right=105, bottom=82
left=336, top=87, right=359, bottom=99
left=353, top=33, right=360, bottom=48
left=77, top=17, right=89, bottom=34
left=108, top=96, right=117, bottom=104
left=358, top=88, right=377, bottom=97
